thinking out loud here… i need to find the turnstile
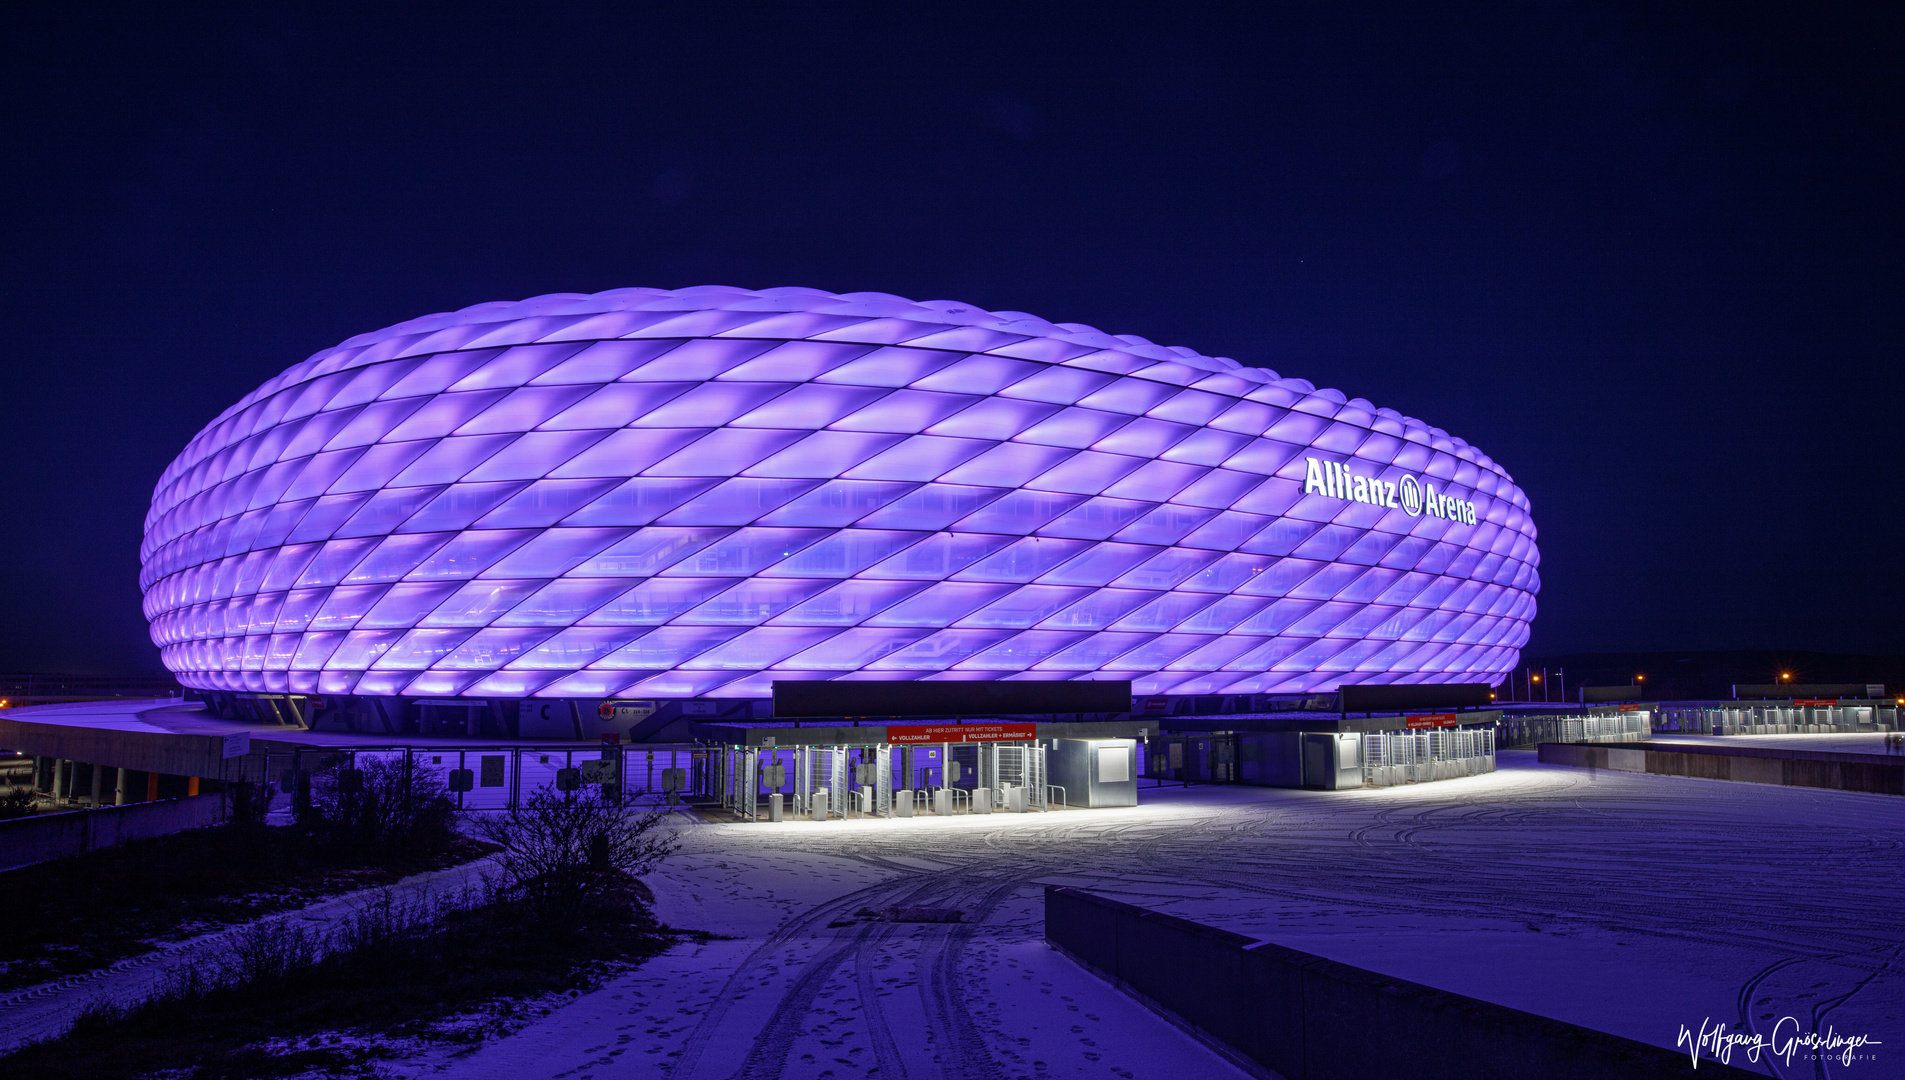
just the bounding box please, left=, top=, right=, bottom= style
left=727, top=740, right=1052, bottom=821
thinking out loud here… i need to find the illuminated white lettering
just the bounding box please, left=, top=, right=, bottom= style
left=1302, top=457, right=1471, bottom=524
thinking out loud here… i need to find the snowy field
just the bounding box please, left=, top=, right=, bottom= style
left=388, top=752, right=1904, bottom=1080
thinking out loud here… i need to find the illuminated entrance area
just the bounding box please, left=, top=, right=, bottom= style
left=705, top=720, right=1141, bottom=822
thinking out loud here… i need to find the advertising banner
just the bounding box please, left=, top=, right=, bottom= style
left=887, top=722, right=1039, bottom=744
left=1403, top=713, right=1463, bottom=729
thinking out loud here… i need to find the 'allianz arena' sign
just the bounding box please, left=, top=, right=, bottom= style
left=1302, top=456, right=1478, bottom=525
left=140, top=286, right=1538, bottom=702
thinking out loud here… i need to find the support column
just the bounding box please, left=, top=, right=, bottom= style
left=146, top=773, right=160, bottom=801
left=187, top=776, right=200, bottom=797
left=52, top=759, right=67, bottom=800
left=89, top=764, right=103, bottom=806
left=114, top=767, right=127, bottom=806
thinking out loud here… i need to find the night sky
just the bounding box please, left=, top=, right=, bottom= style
left=2, top=4, right=1898, bottom=676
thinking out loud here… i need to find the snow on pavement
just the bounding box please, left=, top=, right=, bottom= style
left=394, top=817, right=1250, bottom=1080
left=394, top=753, right=1905, bottom=1080
left=1653, top=730, right=1904, bottom=756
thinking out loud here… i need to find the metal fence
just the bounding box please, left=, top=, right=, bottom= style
left=715, top=741, right=1053, bottom=819
left=1144, top=728, right=1497, bottom=789
left=1361, top=728, right=1496, bottom=788
left=1656, top=704, right=1900, bottom=736
left=266, top=744, right=706, bottom=812
left=1495, top=711, right=1652, bottom=749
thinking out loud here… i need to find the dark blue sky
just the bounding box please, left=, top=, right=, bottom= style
left=1, top=3, right=1898, bottom=674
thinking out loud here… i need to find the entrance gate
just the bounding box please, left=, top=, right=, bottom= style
left=724, top=748, right=760, bottom=820
left=795, top=745, right=846, bottom=820
left=725, top=741, right=1051, bottom=821
left=985, top=743, right=1049, bottom=811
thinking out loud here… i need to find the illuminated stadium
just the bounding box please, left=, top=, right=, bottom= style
left=139, top=287, right=1538, bottom=732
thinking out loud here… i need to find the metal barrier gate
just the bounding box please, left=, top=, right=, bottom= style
left=264, top=743, right=706, bottom=813
left=795, top=745, right=847, bottom=820
left=718, top=741, right=1053, bottom=820
left=1657, top=703, right=1899, bottom=736
left=1496, top=711, right=1651, bottom=749
left=1360, top=728, right=1496, bottom=787
left=985, top=743, right=1049, bottom=811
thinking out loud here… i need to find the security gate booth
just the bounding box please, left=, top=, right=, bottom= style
left=697, top=718, right=1149, bottom=822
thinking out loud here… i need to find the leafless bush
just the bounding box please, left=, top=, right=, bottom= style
left=305, top=755, right=455, bottom=852
left=472, top=786, right=677, bottom=924
left=0, top=785, right=36, bottom=819
left=330, top=883, right=491, bottom=958
left=225, top=781, right=275, bottom=829
left=214, top=920, right=323, bottom=985
left=186, top=886, right=488, bottom=999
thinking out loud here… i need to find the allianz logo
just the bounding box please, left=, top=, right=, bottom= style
left=1302, top=456, right=1477, bottom=525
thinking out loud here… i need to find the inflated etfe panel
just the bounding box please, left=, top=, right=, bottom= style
left=140, top=286, right=1539, bottom=700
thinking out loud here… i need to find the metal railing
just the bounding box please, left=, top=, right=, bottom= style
left=1496, top=712, right=1650, bottom=749
left=1361, top=728, right=1496, bottom=788
left=266, top=743, right=705, bottom=813
left=1657, top=704, right=1899, bottom=736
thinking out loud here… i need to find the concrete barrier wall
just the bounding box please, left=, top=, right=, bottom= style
left=1539, top=742, right=1905, bottom=796
left=0, top=794, right=227, bottom=872
left=1044, top=886, right=1759, bottom=1080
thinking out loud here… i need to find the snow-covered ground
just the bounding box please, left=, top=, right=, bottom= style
left=8, top=742, right=1894, bottom=1076
left=393, top=836, right=1250, bottom=1080
left=0, top=858, right=497, bottom=1053
left=1653, top=731, right=1904, bottom=756
left=385, top=753, right=1903, bottom=1080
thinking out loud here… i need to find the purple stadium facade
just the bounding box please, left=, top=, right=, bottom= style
left=140, top=287, right=1537, bottom=727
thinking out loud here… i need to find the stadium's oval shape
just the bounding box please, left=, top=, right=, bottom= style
left=141, top=286, right=1538, bottom=706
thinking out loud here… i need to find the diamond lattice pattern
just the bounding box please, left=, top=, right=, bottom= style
left=139, top=286, right=1539, bottom=700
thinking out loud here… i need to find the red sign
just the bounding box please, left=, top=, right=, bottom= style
left=1617, top=703, right=1644, bottom=712
left=1404, top=713, right=1463, bottom=729
left=1140, top=697, right=1170, bottom=713
left=1794, top=699, right=1836, bottom=706
left=887, top=723, right=1038, bottom=744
